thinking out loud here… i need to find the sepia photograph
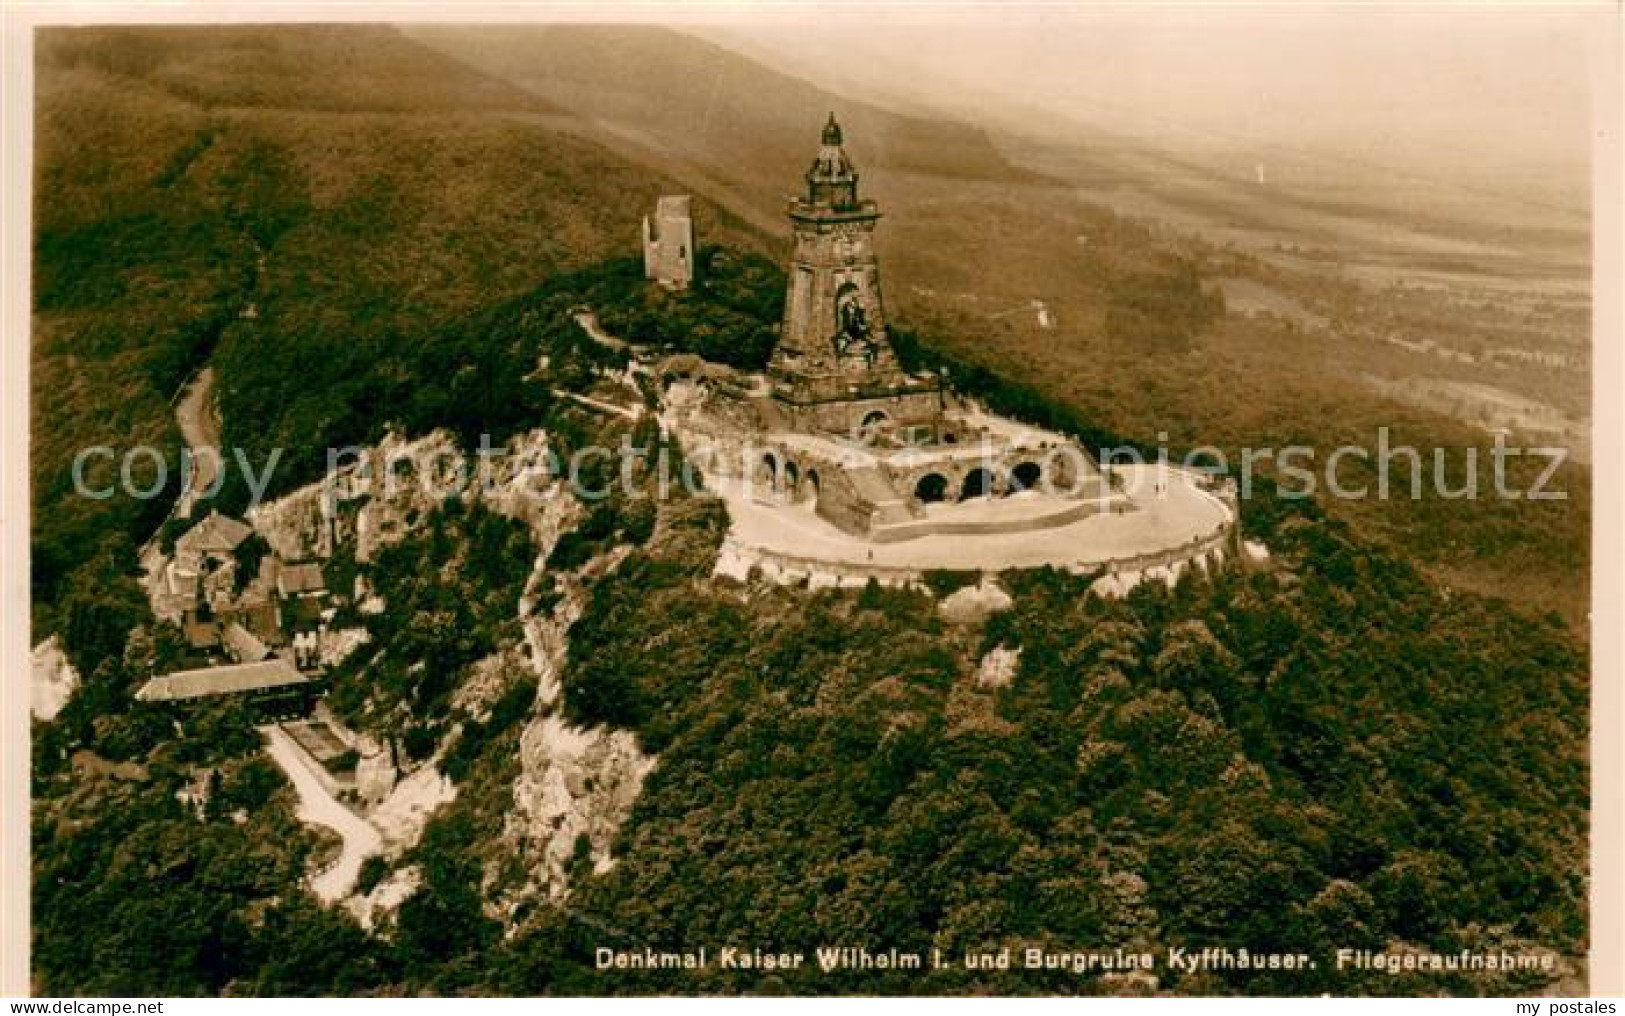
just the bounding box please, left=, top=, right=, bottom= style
left=3, top=1, right=1619, bottom=1000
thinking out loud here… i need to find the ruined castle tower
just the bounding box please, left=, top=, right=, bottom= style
left=768, top=114, right=942, bottom=439
left=643, top=194, right=694, bottom=289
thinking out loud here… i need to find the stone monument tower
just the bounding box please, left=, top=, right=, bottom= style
left=768, top=114, right=942, bottom=439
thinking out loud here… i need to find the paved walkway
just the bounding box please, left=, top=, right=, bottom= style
left=571, top=309, right=628, bottom=351
left=556, top=389, right=641, bottom=421
left=718, top=463, right=1233, bottom=572
left=173, top=367, right=221, bottom=518
left=261, top=724, right=382, bottom=903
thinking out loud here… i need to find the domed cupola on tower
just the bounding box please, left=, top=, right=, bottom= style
left=805, top=112, right=861, bottom=210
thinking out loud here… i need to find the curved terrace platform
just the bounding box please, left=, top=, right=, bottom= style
left=712, top=463, right=1238, bottom=584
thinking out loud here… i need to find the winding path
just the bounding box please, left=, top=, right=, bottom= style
left=571, top=308, right=627, bottom=351
left=556, top=389, right=641, bottom=421
left=261, top=724, right=382, bottom=903
left=173, top=367, right=221, bottom=519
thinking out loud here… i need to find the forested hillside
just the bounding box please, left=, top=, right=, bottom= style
left=402, top=24, right=1043, bottom=212
left=30, top=24, right=765, bottom=664
left=404, top=24, right=1591, bottom=630
left=32, top=22, right=1590, bottom=664
left=29, top=23, right=1591, bottom=998
left=490, top=477, right=1586, bottom=996
left=33, top=240, right=1590, bottom=996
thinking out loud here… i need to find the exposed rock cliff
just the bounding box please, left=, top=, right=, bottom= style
left=487, top=543, right=655, bottom=926
left=31, top=636, right=80, bottom=721
left=249, top=429, right=467, bottom=563
left=974, top=645, right=1022, bottom=690
left=369, top=764, right=458, bottom=855
left=248, top=427, right=565, bottom=565
left=346, top=865, right=422, bottom=933
left=242, top=425, right=657, bottom=926
left=939, top=578, right=1014, bottom=623
left=504, top=714, right=655, bottom=904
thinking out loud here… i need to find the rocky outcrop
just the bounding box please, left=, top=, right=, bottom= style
left=480, top=429, right=575, bottom=543
left=354, top=740, right=397, bottom=805
left=247, top=474, right=334, bottom=563
left=520, top=596, right=573, bottom=710
left=247, top=430, right=463, bottom=563
left=454, top=645, right=529, bottom=722
left=939, top=578, right=1014, bottom=624
left=974, top=645, right=1022, bottom=690
left=31, top=636, right=80, bottom=721
left=243, top=426, right=655, bottom=926
left=319, top=627, right=372, bottom=669
left=368, top=764, right=457, bottom=854
left=493, top=432, right=584, bottom=709
left=518, top=546, right=632, bottom=711
left=346, top=864, right=421, bottom=933
left=484, top=538, right=654, bottom=926
left=503, top=714, right=655, bottom=904
left=248, top=428, right=565, bottom=565
left=351, top=431, right=460, bottom=563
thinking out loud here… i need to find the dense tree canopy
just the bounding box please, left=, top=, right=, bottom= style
left=32, top=244, right=1588, bottom=997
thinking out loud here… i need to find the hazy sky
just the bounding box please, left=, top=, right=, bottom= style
left=691, top=5, right=1605, bottom=206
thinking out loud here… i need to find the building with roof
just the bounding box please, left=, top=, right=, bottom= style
left=174, top=510, right=253, bottom=563
left=222, top=621, right=271, bottom=663
left=136, top=658, right=315, bottom=717
left=151, top=510, right=257, bottom=622
left=149, top=509, right=334, bottom=656
left=275, top=561, right=327, bottom=599
left=182, top=614, right=221, bottom=652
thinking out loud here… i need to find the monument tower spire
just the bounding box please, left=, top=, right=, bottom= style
left=764, top=114, right=944, bottom=439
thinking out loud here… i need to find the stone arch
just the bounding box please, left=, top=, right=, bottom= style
left=1009, top=460, right=1043, bottom=494
left=784, top=461, right=800, bottom=498
left=756, top=451, right=782, bottom=496
left=856, top=409, right=890, bottom=444
left=803, top=469, right=821, bottom=508
left=961, top=467, right=995, bottom=500
left=915, top=472, right=949, bottom=504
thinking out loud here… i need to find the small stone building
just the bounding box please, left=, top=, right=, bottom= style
left=642, top=194, right=694, bottom=289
